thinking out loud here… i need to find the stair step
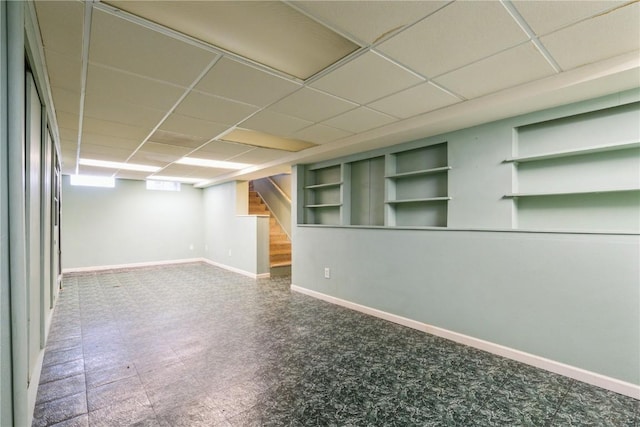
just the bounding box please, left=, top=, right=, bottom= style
left=270, top=261, right=291, bottom=268
left=270, top=247, right=291, bottom=253
left=270, top=242, right=290, bottom=249
left=270, top=254, right=291, bottom=263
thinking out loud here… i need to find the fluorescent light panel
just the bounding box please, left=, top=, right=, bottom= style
left=147, top=175, right=204, bottom=184
left=176, top=157, right=251, bottom=170
left=69, top=174, right=116, bottom=188
left=79, top=158, right=161, bottom=172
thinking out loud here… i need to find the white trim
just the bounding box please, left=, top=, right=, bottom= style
left=62, top=257, right=272, bottom=279
left=62, top=258, right=203, bottom=273
left=291, top=285, right=640, bottom=400
left=200, top=258, right=270, bottom=279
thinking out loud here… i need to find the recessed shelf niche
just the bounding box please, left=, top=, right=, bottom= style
left=508, top=102, right=640, bottom=233
left=303, top=164, right=343, bottom=225
left=385, top=142, right=450, bottom=227
left=300, top=141, right=450, bottom=227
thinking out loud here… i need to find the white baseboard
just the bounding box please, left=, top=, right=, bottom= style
left=62, top=258, right=204, bottom=273
left=200, top=258, right=270, bottom=279
left=63, top=258, right=271, bottom=279
left=291, top=285, right=640, bottom=400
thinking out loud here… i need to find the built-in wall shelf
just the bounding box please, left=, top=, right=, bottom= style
left=386, top=197, right=451, bottom=204
left=304, top=181, right=342, bottom=189
left=504, top=188, right=640, bottom=199
left=300, top=140, right=450, bottom=227
left=305, top=203, right=343, bottom=208
left=385, top=166, right=452, bottom=179
left=386, top=142, right=449, bottom=227
left=303, top=164, right=344, bottom=225
left=509, top=101, right=640, bottom=233
left=505, top=141, right=639, bottom=163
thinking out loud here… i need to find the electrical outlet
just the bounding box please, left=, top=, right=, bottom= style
left=189, top=244, right=194, bottom=251
left=324, top=267, right=330, bottom=279
left=228, top=249, right=232, bottom=256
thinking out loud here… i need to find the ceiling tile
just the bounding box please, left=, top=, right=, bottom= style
left=158, top=163, right=217, bottom=178
left=540, top=2, right=640, bottom=71
left=86, top=64, right=185, bottom=111
left=83, top=95, right=166, bottom=128
left=310, top=51, right=424, bottom=104
left=147, top=129, right=207, bottom=149
left=434, top=42, right=557, bottom=99
left=293, top=124, right=352, bottom=144
left=191, top=141, right=253, bottom=159
left=368, top=82, right=460, bottom=119
left=160, top=113, right=230, bottom=140
left=322, top=107, right=397, bottom=133
left=90, top=9, right=216, bottom=86
left=175, top=91, right=258, bottom=125
left=239, top=109, right=313, bottom=137
left=35, top=1, right=84, bottom=58
left=291, top=1, right=447, bottom=45
left=77, top=165, right=116, bottom=177
left=513, top=1, right=627, bottom=36
left=58, top=127, right=77, bottom=144
left=222, top=129, right=315, bottom=152
left=50, top=86, right=81, bottom=115
left=114, top=170, right=153, bottom=180
left=83, top=117, right=151, bottom=141
left=377, top=1, right=528, bottom=78
left=229, top=147, right=290, bottom=164
left=194, top=57, right=301, bottom=107
left=44, top=50, right=82, bottom=93
left=81, top=132, right=141, bottom=150
left=125, top=153, right=165, bottom=168
left=270, top=87, right=357, bottom=122
left=55, top=111, right=79, bottom=132
left=80, top=143, right=134, bottom=162
left=104, top=1, right=358, bottom=80
left=134, top=142, right=193, bottom=163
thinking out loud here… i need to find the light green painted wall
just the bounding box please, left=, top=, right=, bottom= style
left=61, top=177, right=205, bottom=269
left=293, top=227, right=639, bottom=384
left=292, top=91, right=640, bottom=385
left=202, top=181, right=269, bottom=275
left=0, top=1, right=12, bottom=423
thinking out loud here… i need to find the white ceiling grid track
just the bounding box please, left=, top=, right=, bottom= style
left=31, top=0, right=640, bottom=186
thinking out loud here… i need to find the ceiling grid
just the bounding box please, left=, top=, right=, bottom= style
left=31, top=0, right=639, bottom=185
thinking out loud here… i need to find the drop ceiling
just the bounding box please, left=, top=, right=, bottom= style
left=33, top=0, right=639, bottom=186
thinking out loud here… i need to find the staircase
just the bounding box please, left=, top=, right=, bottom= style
left=248, top=183, right=291, bottom=270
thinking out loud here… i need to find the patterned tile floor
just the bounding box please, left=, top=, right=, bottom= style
left=33, top=263, right=638, bottom=426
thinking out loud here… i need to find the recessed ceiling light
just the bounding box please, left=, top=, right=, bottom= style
left=69, top=175, right=116, bottom=188
left=175, top=157, right=251, bottom=170
left=79, top=158, right=161, bottom=172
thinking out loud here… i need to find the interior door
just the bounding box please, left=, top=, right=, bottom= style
left=25, top=71, right=42, bottom=383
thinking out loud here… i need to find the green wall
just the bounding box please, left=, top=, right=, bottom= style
left=202, top=181, right=269, bottom=276
left=0, top=1, right=11, bottom=423
left=62, top=177, right=205, bottom=269
left=292, top=90, right=640, bottom=385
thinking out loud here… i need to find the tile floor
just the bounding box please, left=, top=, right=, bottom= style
left=33, top=263, right=638, bottom=426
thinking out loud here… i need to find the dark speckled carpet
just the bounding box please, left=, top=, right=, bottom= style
left=32, top=263, right=638, bottom=426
